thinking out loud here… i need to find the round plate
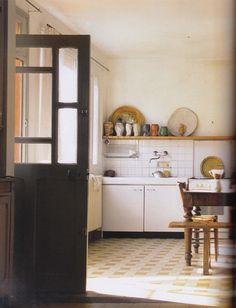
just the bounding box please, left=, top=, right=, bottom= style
left=200, top=156, right=224, bottom=178
left=167, top=107, right=198, bottom=136
left=109, top=106, right=145, bottom=125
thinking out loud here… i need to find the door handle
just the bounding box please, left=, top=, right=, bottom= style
left=81, top=109, right=88, bottom=116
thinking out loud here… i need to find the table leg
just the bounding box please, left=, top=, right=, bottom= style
left=193, top=206, right=201, bottom=253
left=203, top=229, right=211, bottom=275
left=193, top=228, right=200, bottom=253
left=184, top=228, right=192, bottom=266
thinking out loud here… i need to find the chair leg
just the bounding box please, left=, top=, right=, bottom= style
left=184, top=228, right=192, bottom=266
left=203, top=229, right=211, bottom=275
left=214, top=228, right=219, bottom=261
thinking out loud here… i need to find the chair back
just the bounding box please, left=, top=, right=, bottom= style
left=178, top=182, right=187, bottom=203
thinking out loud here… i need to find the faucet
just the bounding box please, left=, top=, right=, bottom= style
left=149, top=156, right=161, bottom=163
left=149, top=150, right=168, bottom=163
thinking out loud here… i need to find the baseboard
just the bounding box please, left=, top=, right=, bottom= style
left=88, top=229, right=102, bottom=242
left=102, top=231, right=184, bottom=239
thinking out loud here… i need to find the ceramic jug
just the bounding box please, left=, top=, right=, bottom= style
left=209, top=169, right=224, bottom=179
left=115, top=122, right=124, bottom=136
left=133, top=123, right=141, bottom=136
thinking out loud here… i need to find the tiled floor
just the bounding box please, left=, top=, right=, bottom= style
left=86, top=238, right=234, bottom=307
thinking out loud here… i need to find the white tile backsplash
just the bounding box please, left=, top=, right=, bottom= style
left=103, top=139, right=235, bottom=178
left=103, top=139, right=195, bottom=177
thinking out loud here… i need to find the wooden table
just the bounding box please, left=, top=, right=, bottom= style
left=181, top=190, right=236, bottom=271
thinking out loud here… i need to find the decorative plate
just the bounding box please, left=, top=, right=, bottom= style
left=200, top=156, right=224, bottom=178
left=167, top=107, right=198, bottom=136
left=109, top=106, right=145, bottom=125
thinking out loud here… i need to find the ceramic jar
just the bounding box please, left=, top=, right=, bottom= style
left=133, top=123, right=141, bottom=136
left=103, top=121, right=113, bottom=136
left=150, top=124, right=159, bottom=136
left=125, top=123, right=132, bottom=136
left=115, top=122, right=124, bottom=136
left=142, top=124, right=150, bottom=136
left=159, top=126, right=169, bottom=136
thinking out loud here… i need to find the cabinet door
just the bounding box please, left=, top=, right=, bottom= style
left=0, top=196, right=11, bottom=284
left=102, top=185, right=144, bottom=231
left=144, top=185, right=183, bottom=232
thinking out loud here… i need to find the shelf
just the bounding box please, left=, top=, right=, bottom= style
left=103, top=136, right=235, bottom=141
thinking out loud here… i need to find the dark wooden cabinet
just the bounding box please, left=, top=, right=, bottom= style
left=0, top=179, right=14, bottom=302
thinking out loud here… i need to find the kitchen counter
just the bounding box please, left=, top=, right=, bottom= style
left=102, top=176, right=188, bottom=185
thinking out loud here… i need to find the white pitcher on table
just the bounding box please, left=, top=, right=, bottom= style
left=209, top=169, right=224, bottom=192
left=209, top=169, right=224, bottom=179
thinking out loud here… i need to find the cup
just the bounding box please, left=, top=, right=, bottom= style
left=104, top=122, right=113, bottom=136
left=159, top=126, right=169, bottom=136
left=142, top=124, right=150, bottom=136
left=150, top=124, right=159, bottom=136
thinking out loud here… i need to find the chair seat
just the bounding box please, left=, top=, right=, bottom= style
left=192, top=215, right=217, bottom=222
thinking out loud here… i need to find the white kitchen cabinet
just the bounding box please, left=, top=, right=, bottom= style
left=144, top=185, right=183, bottom=232
left=102, top=185, right=144, bottom=231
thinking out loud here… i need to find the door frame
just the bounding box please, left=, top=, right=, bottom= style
left=0, top=0, right=8, bottom=176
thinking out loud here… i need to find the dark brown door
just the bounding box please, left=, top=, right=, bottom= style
left=14, top=35, right=90, bottom=295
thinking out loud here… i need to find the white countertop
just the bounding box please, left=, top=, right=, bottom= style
left=102, top=176, right=188, bottom=185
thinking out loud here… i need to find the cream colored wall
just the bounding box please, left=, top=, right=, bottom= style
left=106, top=56, right=234, bottom=136
left=105, top=1, right=235, bottom=136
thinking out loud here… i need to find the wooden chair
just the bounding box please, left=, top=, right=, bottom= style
left=169, top=220, right=231, bottom=275
left=178, top=182, right=219, bottom=261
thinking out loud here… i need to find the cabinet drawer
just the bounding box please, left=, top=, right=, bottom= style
left=0, top=182, right=11, bottom=193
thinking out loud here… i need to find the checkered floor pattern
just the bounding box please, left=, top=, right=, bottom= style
left=87, top=238, right=234, bottom=307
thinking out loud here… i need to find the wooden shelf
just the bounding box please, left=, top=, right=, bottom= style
left=103, top=136, right=235, bottom=141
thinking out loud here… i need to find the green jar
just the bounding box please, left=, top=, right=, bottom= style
left=159, top=126, right=168, bottom=136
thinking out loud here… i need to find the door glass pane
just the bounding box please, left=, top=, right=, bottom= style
left=14, top=144, right=51, bottom=163
left=58, top=109, right=77, bottom=164
left=59, top=48, right=78, bottom=103
left=15, top=73, right=52, bottom=137
left=16, top=48, right=52, bottom=67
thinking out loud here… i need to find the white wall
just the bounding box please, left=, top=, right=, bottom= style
left=106, top=56, right=234, bottom=136
left=105, top=0, right=235, bottom=136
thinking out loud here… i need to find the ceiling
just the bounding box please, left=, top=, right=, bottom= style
left=22, top=0, right=234, bottom=58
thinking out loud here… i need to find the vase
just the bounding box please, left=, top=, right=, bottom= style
left=125, top=123, right=132, bottom=136
left=115, top=122, right=124, bottom=136
left=133, top=123, right=141, bottom=136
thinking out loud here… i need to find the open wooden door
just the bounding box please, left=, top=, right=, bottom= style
left=14, top=35, right=90, bottom=297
